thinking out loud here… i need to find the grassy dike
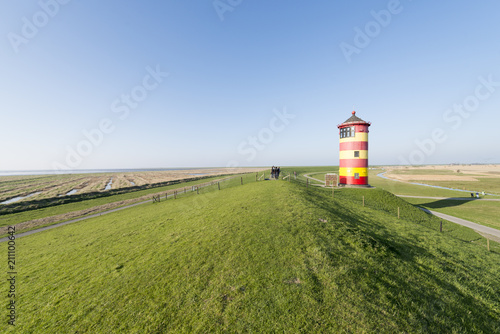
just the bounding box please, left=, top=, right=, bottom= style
left=5, top=179, right=500, bottom=333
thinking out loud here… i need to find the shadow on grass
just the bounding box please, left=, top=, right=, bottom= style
left=418, top=198, right=475, bottom=210
left=298, top=184, right=429, bottom=262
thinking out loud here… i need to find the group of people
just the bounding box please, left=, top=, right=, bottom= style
left=271, top=166, right=281, bottom=179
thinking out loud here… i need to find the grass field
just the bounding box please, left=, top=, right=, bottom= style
left=298, top=167, right=475, bottom=198
left=371, top=170, right=490, bottom=197
left=0, top=175, right=234, bottom=230
left=388, top=169, right=464, bottom=175
left=409, top=178, right=500, bottom=196
left=383, top=166, right=500, bottom=196
left=4, top=177, right=499, bottom=333
left=370, top=166, right=500, bottom=231
left=403, top=197, right=500, bottom=231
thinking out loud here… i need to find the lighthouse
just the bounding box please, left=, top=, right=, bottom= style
left=338, top=111, right=371, bottom=186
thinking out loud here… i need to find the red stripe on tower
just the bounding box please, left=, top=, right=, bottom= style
left=339, top=159, right=368, bottom=168
left=339, top=176, right=368, bottom=185
left=339, top=141, right=368, bottom=151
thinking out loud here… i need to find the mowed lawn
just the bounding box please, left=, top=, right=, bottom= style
left=6, top=181, right=500, bottom=333
left=404, top=197, right=500, bottom=230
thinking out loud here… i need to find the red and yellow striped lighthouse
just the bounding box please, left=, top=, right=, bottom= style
left=338, top=111, right=371, bottom=186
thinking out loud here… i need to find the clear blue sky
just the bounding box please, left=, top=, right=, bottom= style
left=1, top=0, right=499, bottom=170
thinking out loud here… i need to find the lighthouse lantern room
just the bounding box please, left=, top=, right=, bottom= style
left=337, top=111, right=371, bottom=186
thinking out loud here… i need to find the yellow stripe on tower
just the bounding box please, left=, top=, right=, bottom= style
left=339, top=150, right=368, bottom=160
left=339, top=168, right=368, bottom=177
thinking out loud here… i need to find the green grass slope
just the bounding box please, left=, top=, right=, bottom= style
left=6, top=181, right=500, bottom=333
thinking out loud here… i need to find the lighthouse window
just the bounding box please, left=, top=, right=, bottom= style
left=340, top=126, right=356, bottom=138
left=354, top=151, right=360, bottom=158
left=354, top=173, right=360, bottom=179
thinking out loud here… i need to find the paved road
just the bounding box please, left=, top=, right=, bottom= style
left=399, top=194, right=500, bottom=240
left=419, top=208, right=500, bottom=241
left=397, top=195, right=500, bottom=201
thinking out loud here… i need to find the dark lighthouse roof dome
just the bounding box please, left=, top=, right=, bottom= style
left=338, top=111, right=371, bottom=128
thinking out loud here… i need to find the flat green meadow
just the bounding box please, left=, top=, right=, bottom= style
left=4, top=175, right=499, bottom=333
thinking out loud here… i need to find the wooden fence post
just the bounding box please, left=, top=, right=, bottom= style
left=440, top=221, right=443, bottom=232
left=398, top=207, right=400, bottom=219
left=241, top=177, right=243, bottom=185
left=197, top=187, right=199, bottom=194
left=362, top=196, right=365, bottom=207
left=487, top=238, right=490, bottom=252
left=256, top=172, right=258, bottom=181
left=174, top=191, right=177, bottom=199
left=218, top=182, right=220, bottom=190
